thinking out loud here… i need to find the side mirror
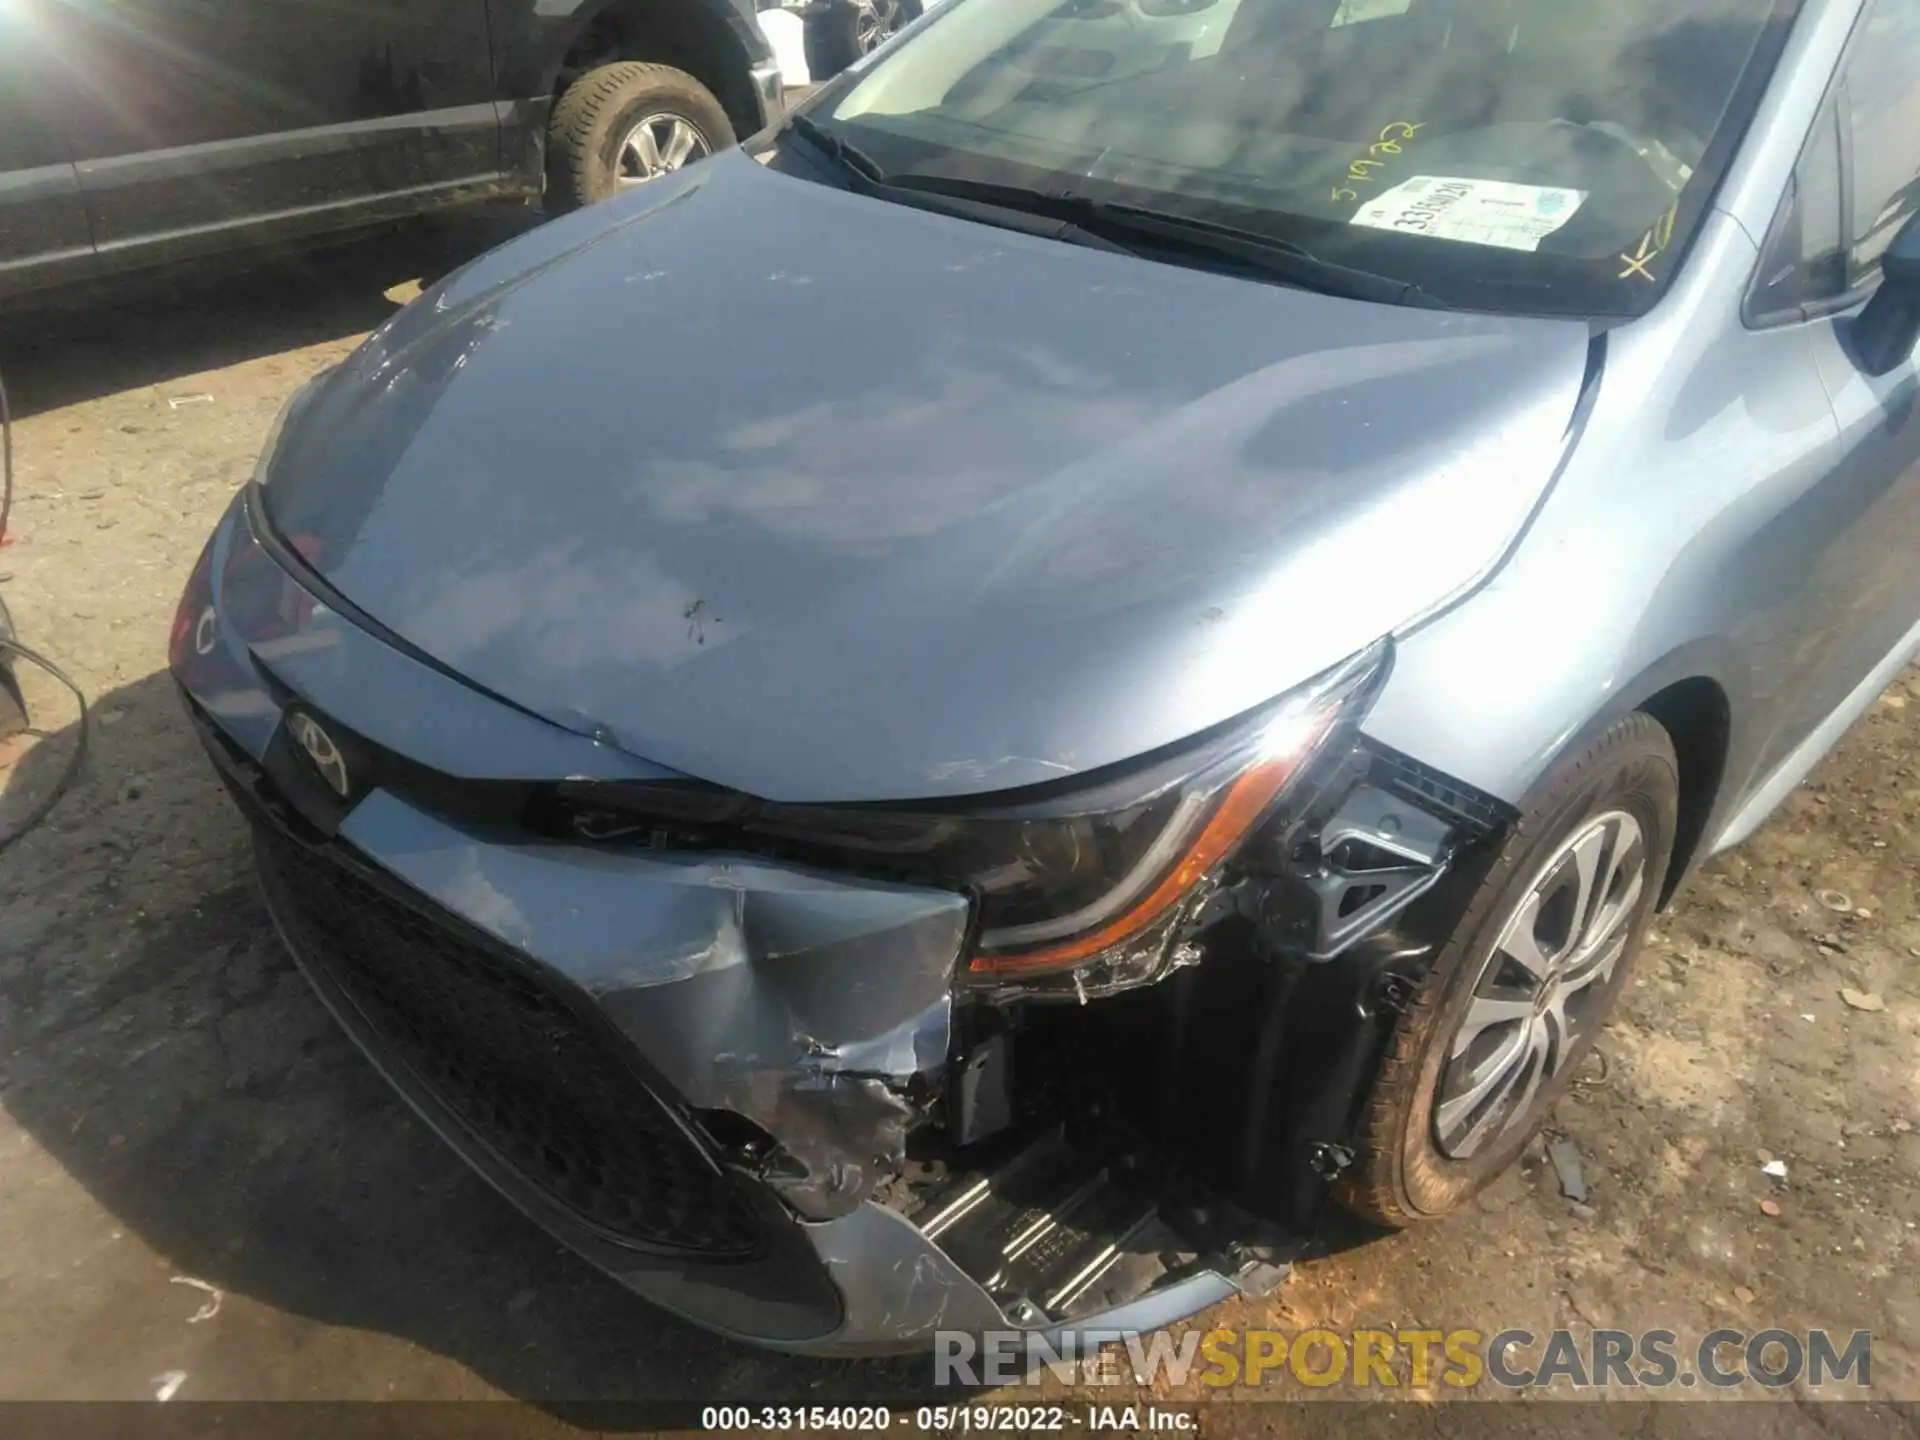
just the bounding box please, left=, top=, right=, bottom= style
left=1851, top=208, right=1920, bottom=377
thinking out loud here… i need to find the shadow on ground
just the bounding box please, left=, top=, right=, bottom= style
left=0, top=210, right=541, bottom=419
left=0, top=667, right=945, bottom=1413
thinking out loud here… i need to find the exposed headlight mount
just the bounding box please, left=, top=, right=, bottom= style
left=953, top=641, right=1390, bottom=999
left=548, top=643, right=1389, bottom=1002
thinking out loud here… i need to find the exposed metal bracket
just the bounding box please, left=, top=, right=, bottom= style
left=1227, top=1249, right=1290, bottom=1299
left=952, top=1034, right=1013, bottom=1146
left=1278, top=783, right=1457, bottom=961
left=1306, top=1142, right=1354, bottom=1179
left=1374, top=969, right=1420, bottom=1016
left=1318, top=785, right=1453, bottom=868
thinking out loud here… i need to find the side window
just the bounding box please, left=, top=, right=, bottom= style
left=1840, top=0, right=1920, bottom=287
left=1747, top=104, right=1844, bottom=320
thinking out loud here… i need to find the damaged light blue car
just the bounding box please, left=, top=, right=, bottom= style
left=172, top=0, right=1920, bottom=1354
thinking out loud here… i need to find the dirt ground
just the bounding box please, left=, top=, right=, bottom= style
left=0, top=216, right=1916, bottom=1432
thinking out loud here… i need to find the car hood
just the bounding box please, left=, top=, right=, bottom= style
left=263, top=151, right=1595, bottom=803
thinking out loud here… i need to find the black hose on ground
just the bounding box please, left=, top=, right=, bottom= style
left=0, top=363, right=92, bottom=857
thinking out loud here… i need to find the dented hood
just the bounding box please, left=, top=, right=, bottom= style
left=263, top=152, right=1594, bottom=803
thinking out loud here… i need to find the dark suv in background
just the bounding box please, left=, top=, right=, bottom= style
left=0, top=0, right=784, bottom=302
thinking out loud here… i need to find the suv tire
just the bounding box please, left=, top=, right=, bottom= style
left=547, top=62, right=735, bottom=211
left=1339, top=712, right=1678, bottom=1227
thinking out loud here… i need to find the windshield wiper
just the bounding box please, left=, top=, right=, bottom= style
left=881, top=174, right=1451, bottom=309
left=781, top=115, right=1140, bottom=256
left=783, top=113, right=890, bottom=187
left=781, top=119, right=1445, bottom=306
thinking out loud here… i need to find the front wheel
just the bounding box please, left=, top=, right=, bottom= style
left=1339, top=712, right=1678, bottom=1227
left=546, top=62, right=735, bottom=212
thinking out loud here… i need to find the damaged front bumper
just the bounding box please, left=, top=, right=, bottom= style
left=172, top=490, right=1505, bottom=1355
left=229, top=760, right=1262, bottom=1351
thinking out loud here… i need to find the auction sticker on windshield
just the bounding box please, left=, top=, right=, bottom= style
left=1350, top=176, right=1586, bottom=252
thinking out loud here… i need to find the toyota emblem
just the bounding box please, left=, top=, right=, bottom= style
left=288, top=713, right=352, bottom=798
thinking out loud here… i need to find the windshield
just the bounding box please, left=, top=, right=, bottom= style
left=817, top=0, right=1800, bottom=314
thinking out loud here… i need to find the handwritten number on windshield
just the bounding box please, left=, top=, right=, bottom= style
left=1334, top=122, right=1422, bottom=204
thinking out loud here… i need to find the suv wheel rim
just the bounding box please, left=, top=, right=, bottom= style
left=617, top=114, right=710, bottom=186
left=855, top=0, right=905, bottom=52
left=1433, top=809, right=1646, bottom=1160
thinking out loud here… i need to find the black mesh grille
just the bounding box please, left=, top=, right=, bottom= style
left=253, top=823, right=762, bottom=1259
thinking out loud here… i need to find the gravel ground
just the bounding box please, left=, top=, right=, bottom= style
left=0, top=216, right=1915, bottom=1432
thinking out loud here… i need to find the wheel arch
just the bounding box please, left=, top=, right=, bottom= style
left=1635, top=675, right=1733, bottom=907
left=1521, top=647, right=1738, bottom=910
left=544, top=0, right=769, bottom=137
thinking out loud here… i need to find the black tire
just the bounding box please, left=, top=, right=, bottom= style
left=1339, top=712, right=1679, bottom=1228
left=805, top=0, right=919, bottom=79
left=545, top=62, right=735, bottom=212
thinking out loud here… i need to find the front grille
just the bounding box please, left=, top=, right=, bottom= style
left=253, top=821, right=763, bottom=1260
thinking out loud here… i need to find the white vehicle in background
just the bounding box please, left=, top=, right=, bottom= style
left=759, top=0, right=1290, bottom=88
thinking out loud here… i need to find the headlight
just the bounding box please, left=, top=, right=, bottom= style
left=554, top=642, right=1389, bottom=997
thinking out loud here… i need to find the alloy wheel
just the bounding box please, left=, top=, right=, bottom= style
left=855, top=0, right=907, bottom=52
left=1433, top=809, right=1646, bottom=1159
left=616, top=113, right=711, bottom=186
